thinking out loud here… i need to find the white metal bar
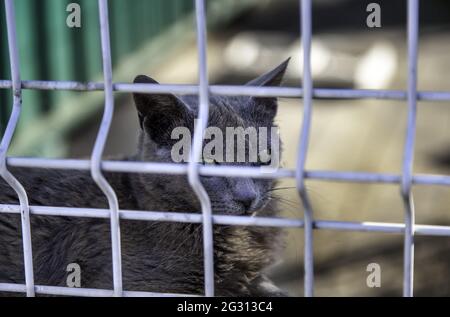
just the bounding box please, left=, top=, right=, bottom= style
left=297, top=0, right=315, bottom=297
left=0, top=283, right=198, bottom=297
left=314, top=220, right=450, bottom=237
left=413, top=174, right=450, bottom=186
left=2, top=80, right=450, bottom=101
left=94, top=0, right=123, bottom=296
left=305, top=170, right=401, bottom=183
left=1, top=203, right=450, bottom=236
left=6, top=157, right=450, bottom=186
left=190, top=0, right=215, bottom=297
left=0, top=204, right=304, bottom=228
left=401, top=0, right=419, bottom=298
left=0, top=0, right=35, bottom=297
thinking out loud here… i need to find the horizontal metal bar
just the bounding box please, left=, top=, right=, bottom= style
left=0, top=204, right=449, bottom=236
left=0, top=283, right=198, bottom=297
left=6, top=157, right=292, bottom=178
left=6, top=157, right=450, bottom=186
left=305, top=170, right=400, bottom=183
left=412, top=174, right=450, bottom=186
left=316, top=220, right=450, bottom=237
left=1, top=80, right=450, bottom=101
left=0, top=204, right=304, bottom=228
left=307, top=171, right=450, bottom=186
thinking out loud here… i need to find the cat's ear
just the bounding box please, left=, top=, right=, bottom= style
left=246, top=58, right=290, bottom=87
left=133, top=75, right=193, bottom=146
left=245, top=58, right=290, bottom=122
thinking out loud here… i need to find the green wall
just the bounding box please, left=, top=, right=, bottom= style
left=0, top=0, right=193, bottom=136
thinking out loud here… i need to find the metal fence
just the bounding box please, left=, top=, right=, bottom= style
left=0, top=0, right=449, bottom=297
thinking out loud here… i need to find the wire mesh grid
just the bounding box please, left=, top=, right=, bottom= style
left=0, top=0, right=449, bottom=297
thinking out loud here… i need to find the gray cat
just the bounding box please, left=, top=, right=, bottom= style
left=0, top=59, right=289, bottom=297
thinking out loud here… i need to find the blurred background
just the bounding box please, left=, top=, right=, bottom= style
left=1, top=0, right=450, bottom=296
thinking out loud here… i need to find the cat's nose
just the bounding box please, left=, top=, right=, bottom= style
left=236, top=192, right=257, bottom=211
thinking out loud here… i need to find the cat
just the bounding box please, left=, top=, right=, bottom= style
left=0, top=59, right=290, bottom=296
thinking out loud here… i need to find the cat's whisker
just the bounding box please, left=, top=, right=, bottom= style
left=266, top=196, right=301, bottom=217
left=266, top=184, right=331, bottom=206
left=264, top=186, right=297, bottom=193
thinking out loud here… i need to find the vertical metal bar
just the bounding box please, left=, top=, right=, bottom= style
left=1, top=0, right=35, bottom=297
left=189, top=0, right=215, bottom=297
left=94, top=0, right=123, bottom=297
left=401, top=0, right=419, bottom=297
left=296, top=0, right=314, bottom=297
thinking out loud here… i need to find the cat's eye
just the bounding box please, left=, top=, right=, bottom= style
left=202, top=156, right=219, bottom=165
left=258, top=149, right=272, bottom=165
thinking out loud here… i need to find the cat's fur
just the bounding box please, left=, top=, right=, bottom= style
left=0, top=60, right=289, bottom=296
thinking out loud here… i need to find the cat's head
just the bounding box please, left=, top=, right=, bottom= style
left=132, top=59, right=289, bottom=216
